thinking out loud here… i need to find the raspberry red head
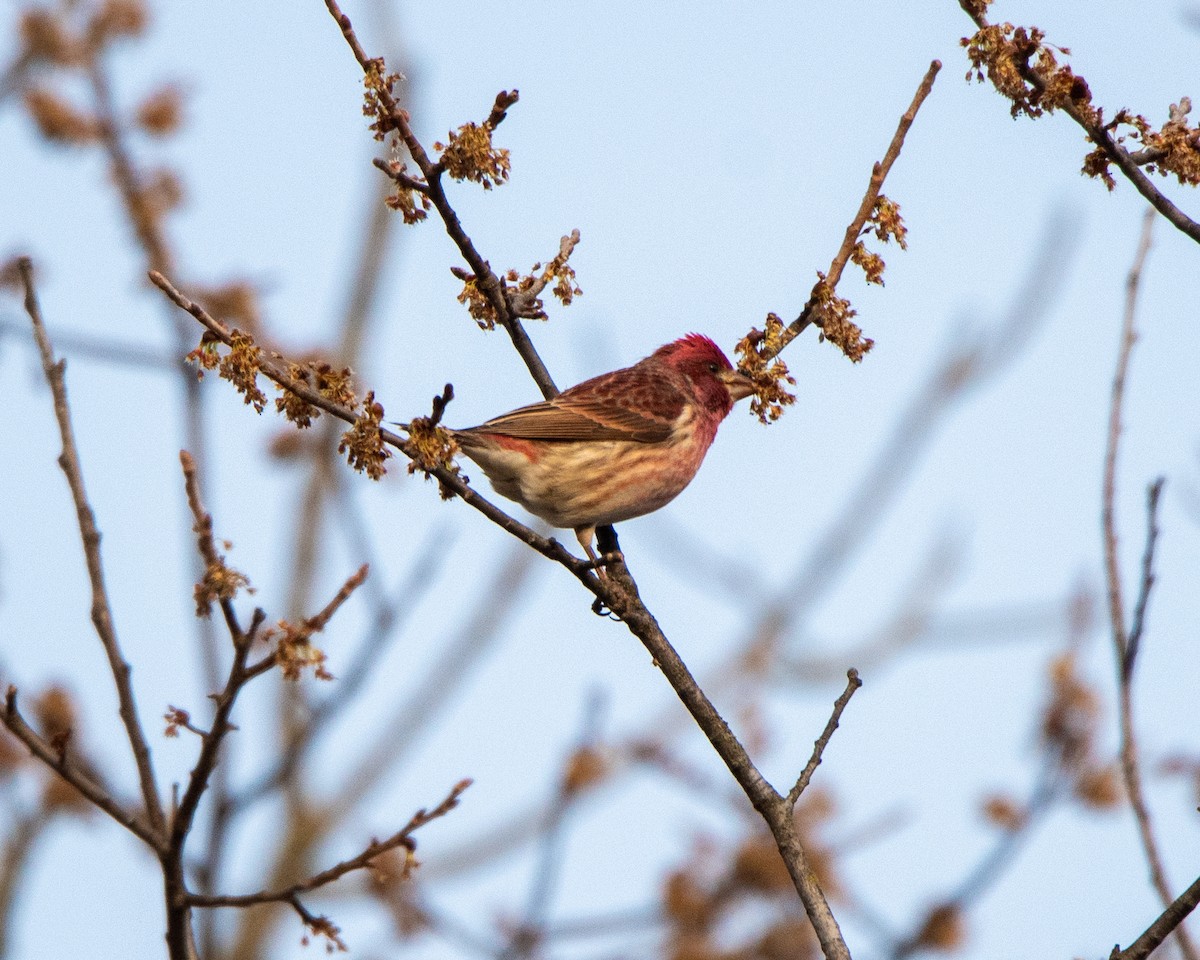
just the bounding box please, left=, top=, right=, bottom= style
left=450, top=334, right=755, bottom=569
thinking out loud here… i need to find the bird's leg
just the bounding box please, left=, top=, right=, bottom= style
left=575, top=524, right=622, bottom=576
left=575, top=525, right=605, bottom=577
left=593, top=524, right=625, bottom=572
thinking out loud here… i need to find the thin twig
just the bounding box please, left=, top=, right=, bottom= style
left=1111, top=874, right=1200, bottom=960
left=2, top=687, right=158, bottom=847
left=150, top=270, right=598, bottom=586
left=957, top=2, right=1200, bottom=244
left=228, top=524, right=452, bottom=812
left=0, top=802, right=49, bottom=957
left=786, top=670, right=862, bottom=807
left=324, top=0, right=559, bottom=398
left=16, top=256, right=166, bottom=842
left=772, top=59, right=941, bottom=358
left=1103, top=210, right=1154, bottom=667
left=1100, top=211, right=1196, bottom=960
left=1124, top=478, right=1165, bottom=680
left=187, top=778, right=472, bottom=908
left=0, top=317, right=174, bottom=369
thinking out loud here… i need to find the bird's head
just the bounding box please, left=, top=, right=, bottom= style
left=654, top=334, right=756, bottom=416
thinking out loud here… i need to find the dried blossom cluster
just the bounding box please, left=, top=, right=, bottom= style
left=962, top=23, right=1092, bottom=121
left=383, top=161, right=432, bottom=224
left=810, top=275, right=873, bottom=363
left=361, top=56, right=404, bottom=142
left=962, top=18, right=1200, bottom=193
left=338, top=390, right=391, bottom=480
left=186, top=321, right=393, bottom=480
left=277, top=361, right=356, bottom=429
left=454, top=232, right=583, bottom=330
left=193, top=546, right=252, bottom=618
left=851, top=195, right=909, bottom=287
left=1041, top=653, right=1121, bottom=809
left=504, top=249, right=584, bottom=317
left=661, top=790, right=840, bottom=960
left=403, top=416, right=460, bottom=498
left=1085, top=100, right=1200, bottom=190
left=735, top=314, right=797, bottom=424
left=265, top=620, right=335, bottom=682
left=433, top=89, right=519, bottom=190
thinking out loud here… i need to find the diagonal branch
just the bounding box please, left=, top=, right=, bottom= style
left=150, top=270, right=596, bottom=585
left=187, top=778, right=472, bottom=909
left=1100, top=212, right=1197, bottom=960
left=771, top=59, right=941, bottom=359
left=324, top=0, right=559, bottom=398
left=787, top=670, right=862, bottom=807
left=1111, top=874, right=1200, bottom=960
left=17, top=257, right=166, bottom=842
left=957, top=1, right=1200, bottom=244
left=2, top=687, right=159, bottom=848
left=153, top=268, right=854, bottom=960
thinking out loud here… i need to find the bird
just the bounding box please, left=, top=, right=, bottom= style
left=451, top=334, right=755, bottom=568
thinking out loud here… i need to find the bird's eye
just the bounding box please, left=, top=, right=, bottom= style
left=707, top=362, right=719, bottom=373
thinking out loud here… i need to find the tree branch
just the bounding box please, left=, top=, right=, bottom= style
left=2, top=687, right=158, bottom=848
left=324, top=0, right=559, bottom=398
left=1100, top=212, right=1196, bottom=960
left=787, top=670, right=862, bottom=807
left=187, top=778, right=472, bottom=909
left=772, top=59, right=941, bottom=359
left=17, top=256, right=166, bottom=842
left=957, top=1, right=1200, bottom=244
left=1111, top=874, right=1200, bottom=960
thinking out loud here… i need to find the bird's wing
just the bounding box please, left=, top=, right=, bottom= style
left=466, top=370, right=684, bottom=443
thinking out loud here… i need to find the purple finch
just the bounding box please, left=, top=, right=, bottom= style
left=453, top=334, right=754, bottom=565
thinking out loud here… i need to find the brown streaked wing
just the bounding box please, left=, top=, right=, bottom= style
left=465, top=391, right=681, bottom=444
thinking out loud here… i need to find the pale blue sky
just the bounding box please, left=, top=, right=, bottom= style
left=2, top=1, right=1198, bottom=958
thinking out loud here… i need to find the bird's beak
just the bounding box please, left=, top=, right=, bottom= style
left=720, top=368, right=757, bottom=402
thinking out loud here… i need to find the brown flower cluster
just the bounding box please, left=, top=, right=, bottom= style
left=266, top=620, right=334, bottom=683
left=504, top=239, right=584, bottom=319
left=135, top=84, right=184, bottom=137
left=735, top=314, right=797, bottom=424
left=403, top=416, right=460, bottom=499
left=560, top=745, right=610, bottom=796
left=1084, top=100, right=1200, bottom=190
left=193, top=548, right=252, bottom=618
left=980, top=793, right=1027, bottom=831
left=18, top=0, right=146, bottom=70
left=274, top=361, right=355, bottom=429
left=850, top=195, right=909, bottom=287
left=31, top=685, right=94, bottom=813
left=361, top=56, right=403, bottom=142
left=264, top=565, right=368, bottom=682
left=24, top=87, right=101, bottom=143
left=1041, top=653, right=1121, bottom=810
left=339, top=391, right=391, bottom=480
left=661, top=790, right=840, bottom=960
left=911, top=902, right=967, bottom=953
left=810, top=276, right=873, bottom=363
left=434, top=90, right=519, bottom=190
left=218, top=330, right=267, bottom=412
left=961, top=23, right=1095, bottom=122
left=382, top=161, right=431, bottom=224
left=454, top=272, right=499, bottom=330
